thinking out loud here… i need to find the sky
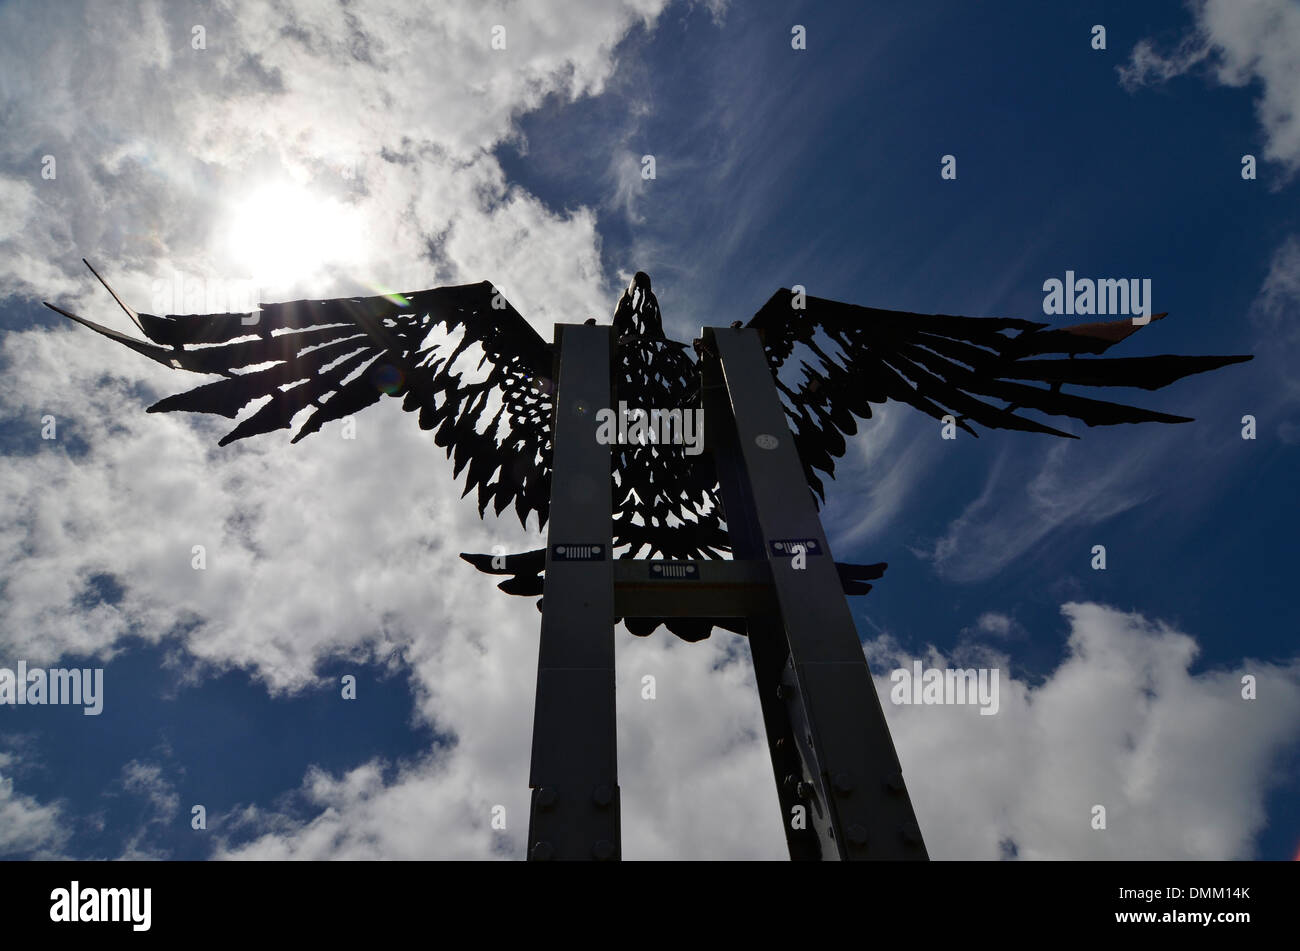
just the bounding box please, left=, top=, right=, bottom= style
left=0, top=0, right=1298, bottom=861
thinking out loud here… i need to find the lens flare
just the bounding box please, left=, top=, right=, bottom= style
left=371, top=362, right=404, bottom=396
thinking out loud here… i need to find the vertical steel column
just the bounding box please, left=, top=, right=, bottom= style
left=704, top=326, right=928, bottom=860
left=526, top=323, right=619, bottom=861
left=701, top=354, right=824, bottom=861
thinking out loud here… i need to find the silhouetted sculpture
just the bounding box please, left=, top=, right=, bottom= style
left=47, top=264, right=1250, bottom=639
left=47, top=261, right=1251, bottom=861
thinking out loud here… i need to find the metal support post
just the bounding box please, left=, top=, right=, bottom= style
left=702, top=326, right=928, bottom=860
left=526, top=323, right=620, bottom=861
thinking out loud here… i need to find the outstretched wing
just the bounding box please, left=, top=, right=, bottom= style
left=46, top=263, right=555, bottom=529
left=747, top=290, right=1253, bottom=502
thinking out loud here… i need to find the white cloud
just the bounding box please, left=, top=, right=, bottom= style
left=1254, top=233, right=1300, bottom=357
left=1251, top=234, right=1300, bottom=433
left=0, top=0, right=675, bottom=678
left=119, top=760, right=181, bottom=823
left=213, top=600, right=1300, bottom=861
left=114, top=759, right=183, bottom=859
left=970, top=612, right=1018, bottom=639
left=0, top=0, right=664, bottom=313
left=1119, top=0, right=1300, bottom=174
left=871, top=602, right=1300, bottom=859
left=213, top=629, right=786, bottom=861
left=0, top=752, right=69, bottom=858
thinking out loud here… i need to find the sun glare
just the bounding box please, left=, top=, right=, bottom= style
left=225, top=183, right=363, bottom=290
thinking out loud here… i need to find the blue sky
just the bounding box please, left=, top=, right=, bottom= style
left=1, top=0, right=1298, bottom=860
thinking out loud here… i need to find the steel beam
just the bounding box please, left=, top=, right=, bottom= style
left=701, top=348, right=824, bottom=860
left=613, top=558, right=775, bottom=618
left=527, top=323, right=620, bottom=861
left=702, top=326, right=928, bottom=860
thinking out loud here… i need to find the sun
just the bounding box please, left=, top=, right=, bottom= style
left=224, top=183, right=363, bottom=290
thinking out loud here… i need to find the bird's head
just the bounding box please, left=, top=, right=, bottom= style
left=628, top=270, right=652, bottom=304
left=613, top=270, right=664, bottom=339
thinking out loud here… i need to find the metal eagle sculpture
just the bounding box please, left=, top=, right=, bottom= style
left=47, top=264, right=1251, bottom=641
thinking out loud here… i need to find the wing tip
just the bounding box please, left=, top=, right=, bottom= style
left=43, top=300, right=79, bottom=322
left=81, top=258, right=145, bottom=334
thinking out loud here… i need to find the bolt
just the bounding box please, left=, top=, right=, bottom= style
left=531, top=841, right=555, bottom=861
left=593, top=839, right=616, bottom=861
left=847, top=825, right=868, bottom=848
left=536, top=787, right=558, bottom=810
left=833, top=773, right=854, bottom=796
left=796, top=781, right=815, bottom=800
left=776, top=684, right=793, bottom=700
left=592, top=785, right=613, bottom=808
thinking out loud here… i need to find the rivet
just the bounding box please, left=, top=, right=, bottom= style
left=885, top=771, right=905, bottom=794
left=796, top=781, right=815, bottom=800
left=847, top=825, right=868, bottom=848
left=592, top=784, right=614, bottom=808
left=833, top=773, right=854, bottom=796
left=593, top=839, right=616, bottom=861
left=536, top=786, right=558, bottom=810
left=531, top=841, right=555, bottom=861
